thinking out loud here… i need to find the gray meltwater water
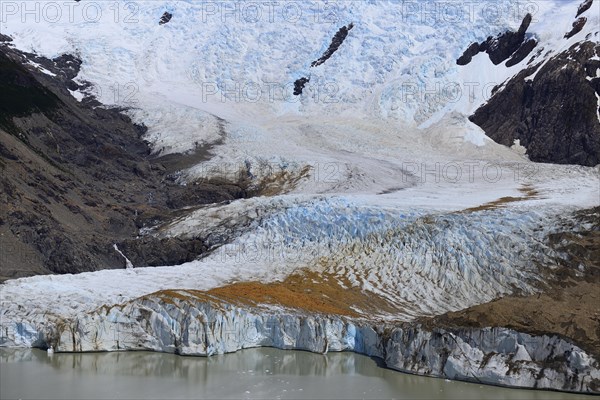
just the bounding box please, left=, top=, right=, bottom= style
left=0, top=348, right=591, bottom=399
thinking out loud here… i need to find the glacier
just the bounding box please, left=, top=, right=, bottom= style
left=1, top=0, right=599, bottom=394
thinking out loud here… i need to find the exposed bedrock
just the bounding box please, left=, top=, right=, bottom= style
left=505, top=38, right=538, bottom=67
left=577, top=0, right=594, bottom=17
left=486, top=13, right=533, bottom=65
left=293, top=77, right=310, bottom=96
left=565, top=17, right=588, bottom=39
left=294, top=23, right=354, bottom=96
left=0, top=44, right=248, bottom=279
left=456, top=13, right=535, bottom=66
left=159, top=12, right=173, bottom=25
left=470, top=41, right=600, bottom=166
left=311, top=23, right=354, bottom=68
left=117, top=237, right=208, bottom=268
left=456, top=42, right=480, bottom=66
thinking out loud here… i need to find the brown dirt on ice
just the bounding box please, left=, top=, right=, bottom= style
left=206, top=271, right=399, bottom=317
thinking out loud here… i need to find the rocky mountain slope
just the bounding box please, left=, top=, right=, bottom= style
left=465, top=4, right=600, bottom=166
left=0, top=43, right=248, bottom=279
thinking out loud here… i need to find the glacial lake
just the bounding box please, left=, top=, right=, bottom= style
left=0, top=347, right=592, bottom=399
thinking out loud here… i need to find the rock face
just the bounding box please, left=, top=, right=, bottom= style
left=311, top=23, right=354, bottom=68
left=505, top=38, right=538, bottom=67
left=486, top=13, right=532, bottom=65
left=293, top=77, right=310, bottom=96
left=0, top=44, right=247, bottom=279
left=456, top=42, right=480, bottom=66
left=456, top=14, right=535, bottom=67
left=294, top=23, right=354, bottom=96
left=577, top=0, right=594, bottom=17
left=118, top=236, right=208, bottom=268
left=459, top=1, right=600, bottom=166
left=2, top=293, right=598, bottom=393
left=565, top=17, right=588, bottom=39
left=470, top=41, right=600, bottom=166
left=159, top=12, right=173, bottom=25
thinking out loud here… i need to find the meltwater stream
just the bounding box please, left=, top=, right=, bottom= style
left=0, top=348, right=590, bottom=400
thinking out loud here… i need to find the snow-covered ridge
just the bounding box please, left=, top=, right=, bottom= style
left=2, top=1, right=597, bottom=194
left=3, top=0, right=596, bottom=156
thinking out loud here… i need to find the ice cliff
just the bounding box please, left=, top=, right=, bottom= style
left=2, top=293, right=598, bottom=393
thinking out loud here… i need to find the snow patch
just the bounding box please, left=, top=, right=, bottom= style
left=68, top=89, right=84, bottom=102
left=26, top=60, right=56, bottom=77
left=511, top=139, right=528, bottom=156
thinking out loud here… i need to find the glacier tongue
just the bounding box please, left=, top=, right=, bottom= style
left=3, top=292, right=597, bottom=393
left=0, top=192, right=587, bottom=325
left=1, top=200, right=598, bottom=393
left=0, top=201, right=567, bottom=326
left=166, top=199, right=562, bottom=319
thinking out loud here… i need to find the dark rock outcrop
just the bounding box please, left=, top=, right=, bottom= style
left=470, top=41, right=600, bottom=166
left=51, top=54, right=82, bottom=81
left=526, top=48, right=546, bottom=66
left=456, top=14, right=534, bottom=66
left=118, top=236, right=207, bottom=268
left=506, top=38, right=538, bottom=67
left=0, top=34, right=12, bottom=42
left=311, top=23, right=354, bottom=68
left=565, top=17, right=587, bottom=39
left=294, top=23, right=354, bottom=96
left=487, top=13, right=532, bottom=65
left=166, top=182, right=246, bottom=209
left=577, top=0, right=594, bottom=17
left=159, top=12, right=173, bottom=25
left=293, top=77, right=310, bottom=96
left=456, top=42, right=480, bottom=66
